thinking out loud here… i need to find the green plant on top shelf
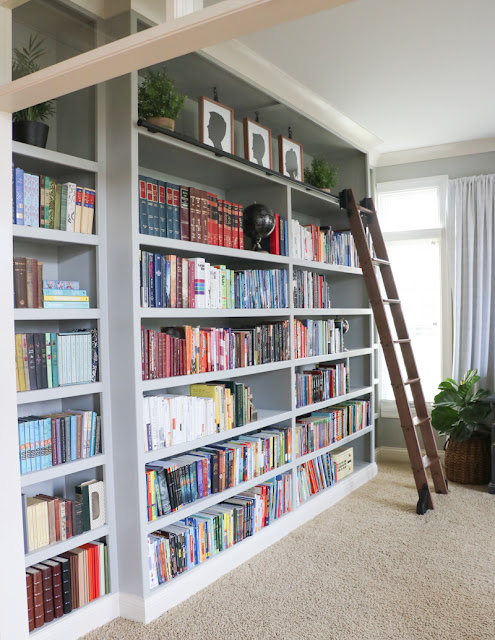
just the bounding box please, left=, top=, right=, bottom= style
left=138, top=68, right=186, bottom=130
left=304, top=158, right=338, bottom=191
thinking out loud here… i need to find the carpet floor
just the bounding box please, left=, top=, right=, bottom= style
left=82, top=463, right=495, bottom=640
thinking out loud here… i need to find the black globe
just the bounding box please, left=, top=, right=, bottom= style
left=242, top=203, right=275, bottom=251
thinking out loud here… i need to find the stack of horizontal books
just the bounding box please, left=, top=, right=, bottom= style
left=43, top=280, right=89, bottom=309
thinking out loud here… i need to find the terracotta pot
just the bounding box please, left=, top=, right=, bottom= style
left=13, top=121, right=49, bottom=148
left=148, top=117, right=175, bottom=132
left=444, top=433, right=491, bottom=484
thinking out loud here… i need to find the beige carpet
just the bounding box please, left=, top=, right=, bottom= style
left=83, top=463, right=495, bottom=640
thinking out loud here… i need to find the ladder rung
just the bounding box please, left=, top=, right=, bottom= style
left=372, top=257, right=391, bottom=266
left=422, top=454, right=440, bottom=469
left=404, top=378, right=421, bottom=386
left=393, top=339, right=411, bottom=344
left=382, top=298, right=401, bottom=304
left=357, top=205, right=374, bottom=214
left=413, top=416, right=430, bottom=428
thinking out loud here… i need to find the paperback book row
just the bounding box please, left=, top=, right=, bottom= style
left=141, top=321, right=290, bottom=380
left=18, top=410, right=101, bottom=475
left=13, top=166, right=96, bottom=233
left=140, top=251, right=288, bottom=310
left=14, top=260, right=89, bottom=309
left=23, top=480, right=106, bottom=552
left=143, top=381, right=257, bottom=452
left=138, top=176, right=244, bottom=248
left=145, top=425, right=291, bottom=521
left=148, top=471, right=291, bottom=588
left=294, top=318, right=346, bottom=359
left=292, top=220, right=359, bottom=267
left=15, top=329, right=98, bottom=392
left=293, top=269, right=332, bottom=309
left=26, top=541, right=108, bottom=632
left=295, top=362, right=349, bottom=408
left=295, top=400, right=370, bottom=457
left=296, top=451, right=335, bottom=506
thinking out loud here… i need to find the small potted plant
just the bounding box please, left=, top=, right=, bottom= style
left=138, top=68, right=186, bottom=132
left=304, top=157, right=338, bottom=192
left=431, top=369, right=492, bottom=484
left=12, top=35, right=55, bottom=148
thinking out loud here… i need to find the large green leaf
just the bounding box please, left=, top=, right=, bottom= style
left=433, top=389, right=461, bottom=407
left=458, top=370, right=480, bottom=398
left=459, top=403, right=491, bottom=424
left=449, top=420, right=474, bottom=442
left=431, top=405, right=458, bottom=433
left=438, top=381, right=456, bottom=391
left=471, top=388, right=491, bottom=402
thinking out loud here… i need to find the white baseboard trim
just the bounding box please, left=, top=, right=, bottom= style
left=375, top=446, right=445, bottom=464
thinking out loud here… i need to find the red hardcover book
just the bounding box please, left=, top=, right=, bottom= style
left=238, top=205, right=244, bottom=250
left=170, top=254, right=177, bottom=308
left=200, top=191, right=208, bottom=243
left=26, top=572, right=35, bottom=631
left=217, top=200, right=224, bottom=247
left=189, top=259, right=196, bottom=308
left=188, top=188, right=201, bottom=242
left=270, top=213, right=280, bottom=255
left=223, top=201, right=232, bottom=248
left=42, top=560, right=63, bottom=618
left=206, top=192, right=213, bottom=244
left=143, top=327, right=149, bottom=380
left=179, top=185, right=190, bottom=241
left=33, top=563, right=54, bottom=623
left=231, top=203, right=239, bottom=249
left=26, top=567, right=44, bottom=628
left=210, top=193, right=219, bottom=245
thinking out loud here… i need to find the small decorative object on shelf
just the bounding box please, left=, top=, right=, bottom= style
left=138, top=67, right=186, bottom=132
left=243, top=115, right=273, bottom=169
left=304, top=157, right=338, bottom=192
left=242, top=202, right=275, bottom=252
left=12, top=35, right=55, bottom=148
left=199, top=91, right=234, bottom=154
left=432, top=369, right=492, bottom=484
left=278, top=129, right=303, bottom=181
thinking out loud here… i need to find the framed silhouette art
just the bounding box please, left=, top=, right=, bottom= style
left=243, top=118, right=273, bottom=170
left=199, top=96, right=234, bottom=154
left=278, top=135, right=303, bottom=182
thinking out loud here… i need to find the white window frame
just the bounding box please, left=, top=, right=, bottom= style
left=375, top=175, right=452, bottom=419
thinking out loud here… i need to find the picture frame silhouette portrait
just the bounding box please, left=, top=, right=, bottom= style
left=278, top=135, right=303, bottom=182
left=243, top=118, right=273, bottom=170
left=199, top=96, right=234, bottom=154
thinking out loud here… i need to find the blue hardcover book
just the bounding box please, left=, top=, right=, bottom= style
left=165, top=257, right=171, bottom=307
left=34, top=420, right=41, bottom=471
left=43, top=289, right=87, bottom=296
left=154, top=253, right=162, bottom=308
left=70, top=414, right=77, bottom=461
left=157, top=181, right=167, bottom=237
left=24, top=173, right=40, bottom=227
left=171, top=184, right=181, bottom=240
left=14, top=167, right=24, bottom=225
left=25, top=421, right=33, bottom=474
left=50, top=333, right=59, bottom=388
left=165, top=184, right=174, bottom=238
left=90, top=411, right=96, bottom=457
left=43, top=301, right=90, bottom=309
left=138, top=174, right=149, bottom=234
left=18, top=422, right=26, bottom=475
left=284, top=220, right=289, bottom=256
left=43, top=280, right=80, bottom=290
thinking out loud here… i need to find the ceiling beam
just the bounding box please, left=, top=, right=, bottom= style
left=0, top=0, right=356, bottom=113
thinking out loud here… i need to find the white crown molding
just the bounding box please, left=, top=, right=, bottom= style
left=374, top=137, right=495, bottom=168
left=202, top=40, right=383, bottom=155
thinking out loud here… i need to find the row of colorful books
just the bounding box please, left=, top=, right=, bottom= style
left=292, top=220, right=359, bottom=267
left=18, top=410, right=101, bottom=475
left=293, top=269, right=332, bottom=309
left=295, top=400, right=370, bottom=457
left=141, top=321, right=290, bottom=380
left=13, top=166, right=96, bottom=233
left=148, top=472, right=291, bottom=588
left=26, top=541, right=108, bottom=631
left=295, top=362, right=348, bottom=408
left=296, top=451, right=335, bottom=505
left=143, top=381, right=257, bottom=452
left=260, top=213, right=289, bottom=257
left=15, top=329, right=98, bottom=392
left=145, top=425, right=291, bottom=521
left=138, top=177, right=244, bottom=248
left=293, top=318, right=346, bottom=359
left=22, top=480, right=106, bottom=552
left=139, top=251, right=289, bottom=310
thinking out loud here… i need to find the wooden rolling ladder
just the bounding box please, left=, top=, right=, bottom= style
left=340, top=188, right=448, bottom=514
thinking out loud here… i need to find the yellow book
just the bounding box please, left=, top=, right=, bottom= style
left=190, top=384, right=222, bottom=429
left=43, top=295, right=89, bottom=302
left=15, top=333, right=26, bottom=392
left=225, top=388, right=232, bottom=430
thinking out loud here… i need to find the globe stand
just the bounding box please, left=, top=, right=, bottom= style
left=242, top=202, right=276, bottom=254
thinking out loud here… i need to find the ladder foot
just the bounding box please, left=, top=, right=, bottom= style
left=437, top=478, right=448, bottom=493
left=416, top=483, right=429, bottom=515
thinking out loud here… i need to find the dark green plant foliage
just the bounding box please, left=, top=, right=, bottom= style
left=304, top=157, right=338, bottom=190
left=138, top=69, right=186, bottom=120
left=12, top=34, right=55, bottom=123
left=431, top=369, right=491, bottom=442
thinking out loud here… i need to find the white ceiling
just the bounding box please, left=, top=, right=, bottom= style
left=239, top=0, right=495, bottom=157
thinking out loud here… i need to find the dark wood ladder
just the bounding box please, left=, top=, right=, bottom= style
left=340, top=188, right=448, bottom=514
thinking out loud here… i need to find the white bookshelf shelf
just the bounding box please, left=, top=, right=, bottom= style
left=142, top=408, right=292, bottom=464
left=13, top=141, right=99, bottom=173
left=293, top=386, right=373, bottom=418
left=291, top=257, right=362, bottom=276
left=295, top=426, right=373, bottom=467
left=15, top=308, right=101, bottom=321
left=20, top=455, right=106, bottom=488
left=17, top=382, right=103, bottom=405
left=13, top=225, right=100, bottom=247
left=293, top=307, right=372, bottom=316
left=25, top=524, right=110, bottom=567
left=140, top=307, right=289, bottom=319
left=294, top=347, right=373, bottom=368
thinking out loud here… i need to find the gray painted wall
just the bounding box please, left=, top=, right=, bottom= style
left=374, top=150, right=495, bottom=448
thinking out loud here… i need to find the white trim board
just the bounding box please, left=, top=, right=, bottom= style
left=374, top=137, right=495, bottom=167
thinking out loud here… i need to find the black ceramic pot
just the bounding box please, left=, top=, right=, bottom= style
left=13, top=121, right=49, bottom=148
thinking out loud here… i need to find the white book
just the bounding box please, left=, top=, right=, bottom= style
left=65, top=182, right=77, bottom=231
left=143, top=396, right=151, bottom=452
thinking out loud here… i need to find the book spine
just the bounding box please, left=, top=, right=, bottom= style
left=179, top=185, right=190, bottom=241
left=138, top=175, right=149, bottom=234
left=15, top=168, right=24, bottom=225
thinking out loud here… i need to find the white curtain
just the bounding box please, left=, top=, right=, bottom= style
left=448, top=175, right=495, bottom=391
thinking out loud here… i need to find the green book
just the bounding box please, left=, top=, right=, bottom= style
left=75, top=479, right=95, bottom=531
left=48, top=179, right=56, bottom=229
left=54, top=183, right=62, bottom=230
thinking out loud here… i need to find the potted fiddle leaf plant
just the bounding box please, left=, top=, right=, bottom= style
left=138, top=67, right=186, bottom=132
left=431, top=369, right=492, bottom=484
left=12, top=35, right=55, bottom=148
left=304, top=157, right=338, bottom=192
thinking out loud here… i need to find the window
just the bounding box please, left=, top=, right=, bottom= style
left=376, top=176, right=451, bottom=416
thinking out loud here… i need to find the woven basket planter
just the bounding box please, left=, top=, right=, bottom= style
left=444, top=434, right=491, bottom=484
